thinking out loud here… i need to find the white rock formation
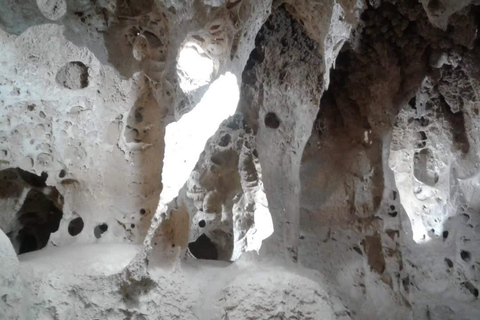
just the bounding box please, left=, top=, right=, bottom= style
left=1, top=0, right=480, bottom=319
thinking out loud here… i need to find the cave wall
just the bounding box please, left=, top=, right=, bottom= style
left=1, top=0, right=480, bottom=319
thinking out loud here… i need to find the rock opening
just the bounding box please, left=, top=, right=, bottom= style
left=94, top=223, right=109, bottom=239
left=68, top=217, right=84, bottom=236
left=264, top=112, right=280, bottom=129
left=188, top=234, right=218, bottom=260
left=56, top=61, right=89, bottom=89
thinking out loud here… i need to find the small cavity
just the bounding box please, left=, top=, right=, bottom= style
left=134, top=108, right=144, bottom=123
left=68, top=217, right=84, bottom=236
left=445, top=258, right=453, bottom=268
left=408, top=96, right=416, bottom=109
left=199, top=220, right=206, bottom=228
left=462, top=282, right=479, bottom=298
left=460, top=250, right=471, bottom=262
left=417, top=131, right=427, bottom=140
left=140, top=208, right=146, bottom=215
left=443, top=230, right=449, bottom=239
left=56, top=61, right=89, bottom=90
left=388, top=211, right=398, bottom=217
left=192, top=35, right=205, bottom=43
left=143, top=31, right=163, bottom=48
left=218, top=133, right=231, bottom=147
left=352, top=246, right=363, bottom=255
left=59, top=169, right=66, bottom=178
left=417, top=116, right=429, bottom=127
left=188, top=234, right=218, bottom=260
left=94, top=223, right=108, bottom=239
left=264, top=112, right=280, bottom=129
left=177, top=42, right=213, bottom=91
left=414, top=148, right=439, bottom=186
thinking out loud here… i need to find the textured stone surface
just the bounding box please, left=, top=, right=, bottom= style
left=2, top=0, right=480, bottom=319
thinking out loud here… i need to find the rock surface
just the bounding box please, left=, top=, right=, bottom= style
left=1, top=0, right=480, bottom=319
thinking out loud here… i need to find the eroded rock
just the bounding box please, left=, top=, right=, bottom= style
left=2, top=0, right=480, bottom=319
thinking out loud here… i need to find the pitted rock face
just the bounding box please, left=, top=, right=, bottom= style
left=2, top=0, right=480, bottom=319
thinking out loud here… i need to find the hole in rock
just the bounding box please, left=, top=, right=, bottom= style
left=460, top=250, right=471, bottom=262
left=443, top=230, right=449, bottom=239
left=417, top=131, right=427, bottom=140
left=68, top=217, right=84, bottom=236
left=409, top=96, right=416, bottom=109
left=177, top=42, right=213, bottom=92
left=59, top=169, right=66, bottom=178
left=140, top=208, right=146, bottom=215
left=2, top=168, right=64, bottom=255
left=94, top=223, right=108, bottom=239
left=143, top=31, right=163, bottom=48
left=462, top=282, right=479, bottom=298
left=188, top=234, right=218, bottom=260
left=198, top=220, right=206, bottom=228
left=353, top=246, right=363, bottom=255
left=218, top=133, right=231, bottom=147
left=134, top=108, right=143, bottom=123
left=417, top=117, right=429, bottom=127
left=414, top=148, right=439, bottom=186
left=209, top=24, right=221, bottom=32
left=192, top=35, right=204, bottom=43
left=416, top=141, right=426, bottom=148
left=264, top=112, right=280, bottom=129
left=56, top=61, right=89, bottom=89
left=445, top=258, right=453, bottom=268
left=124, top=127, right=139, bottom=143
left=388, top=211, right=398, bottom=217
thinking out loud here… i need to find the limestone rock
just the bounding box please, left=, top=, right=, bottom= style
left=2, top=0, right=480, bottom=319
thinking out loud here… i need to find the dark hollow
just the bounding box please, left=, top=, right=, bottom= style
left=68, top=217, right=84, bottom=236
left=188, top=234, right=218, bottom=260
left=94, top=223, right=109, bottom=239
left=264, top=112, right=280, bottom=129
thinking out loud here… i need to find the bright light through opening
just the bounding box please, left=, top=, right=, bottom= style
left=160, top=72, right=240, bottom=207
left=177, top=42, right=214, bottom=92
